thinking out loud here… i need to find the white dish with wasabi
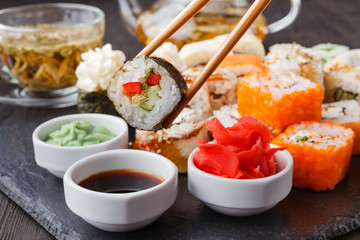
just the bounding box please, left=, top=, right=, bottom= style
left=32, top=113, right=129, bottom=178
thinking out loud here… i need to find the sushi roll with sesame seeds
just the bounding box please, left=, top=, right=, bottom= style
left=182, top=67, right=238, bottom=110
left=321, top=100, right=360, bottom=155
left=323, top=49, right=360, bottom=102
left=265, top=43, right=325, bottom=89
left=236, top=70, right=324, bottom=134
left=272, top=121, right=354, bottom=192
left=132, top=108, right=211, bottom=173
left=107, top=55, right=188, bottom=131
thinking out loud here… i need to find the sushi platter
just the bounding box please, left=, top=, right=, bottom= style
left=0, top=0, right=360, bottom=239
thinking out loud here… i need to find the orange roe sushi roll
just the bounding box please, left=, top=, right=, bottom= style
left=272, top=121, right=354, bottom=191
left=321, top=100, right=360, bottom=155
left=236, top=71, right=324, bottom=133
left=218, top=53, right=265, bottom=77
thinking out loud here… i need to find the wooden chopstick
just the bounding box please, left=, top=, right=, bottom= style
left=137, top=0, right=210, bottom=57
left=162, top=0, right=272, bottom=129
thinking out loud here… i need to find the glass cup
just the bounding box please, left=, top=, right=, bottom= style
left=0, top=3, right=105, bottom=96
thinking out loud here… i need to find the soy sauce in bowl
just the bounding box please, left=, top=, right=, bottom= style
left=78, top=169, right=164, bottom=193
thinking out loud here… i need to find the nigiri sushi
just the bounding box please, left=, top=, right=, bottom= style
left=179, top=33, right=265, bottom=68
left=107, top=55, right=187, bottom=130
left=323, top=49, right=360, bottom=102
left=321, top=100, right=360, bottom=155
left=272, top=121, right=354, bottom=191
left=265, top=43, right=325, bottom=89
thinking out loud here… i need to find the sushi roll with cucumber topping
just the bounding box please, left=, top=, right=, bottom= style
left=107, top=55, right=187, bottom=130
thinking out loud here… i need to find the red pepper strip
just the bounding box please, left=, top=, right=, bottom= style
left=122, top=82, right=142, bottom=95
left=145, top=72, right=161, bottom=85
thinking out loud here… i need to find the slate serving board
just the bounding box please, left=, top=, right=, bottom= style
left=0, top=0, right=359, bottom=238
left=0, top=105, right=360, bottom=240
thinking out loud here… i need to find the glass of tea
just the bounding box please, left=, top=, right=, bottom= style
left=0, top=3, right=104, bottom=96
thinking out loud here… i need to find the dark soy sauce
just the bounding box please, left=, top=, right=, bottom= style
left=78, top=169, right=164, bottom=193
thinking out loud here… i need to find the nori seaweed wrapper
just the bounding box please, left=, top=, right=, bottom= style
left=151, top=56, right=188, bottom=96
left=77, top=89, right=118, bottom=116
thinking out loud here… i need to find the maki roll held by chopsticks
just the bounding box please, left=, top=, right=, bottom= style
left=236, top=70, right=324, bottom=134
left=108, top=0, right=272, bottom=130
left=107, top=55, right=187, bottom=131
left=272, top=121, right=354, bottom=192
left=321, top=100, right=360, bottom=155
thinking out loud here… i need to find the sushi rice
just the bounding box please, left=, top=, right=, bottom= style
left=107, top=55, right=187, bottom=130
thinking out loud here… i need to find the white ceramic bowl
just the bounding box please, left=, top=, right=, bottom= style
left=32, top=113, right=128, bottom=178
left=63, top=149, right=178, bottom=232
left=187, top=144, right=293, bottom=216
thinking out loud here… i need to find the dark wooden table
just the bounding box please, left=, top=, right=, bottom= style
left=0, top=0, right=359, bottom=239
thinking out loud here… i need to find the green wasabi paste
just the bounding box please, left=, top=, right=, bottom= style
left=45, top=120, right=115, bottom=146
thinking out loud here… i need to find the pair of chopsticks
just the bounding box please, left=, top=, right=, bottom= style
left=138, top=0, right=272, bottom=129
